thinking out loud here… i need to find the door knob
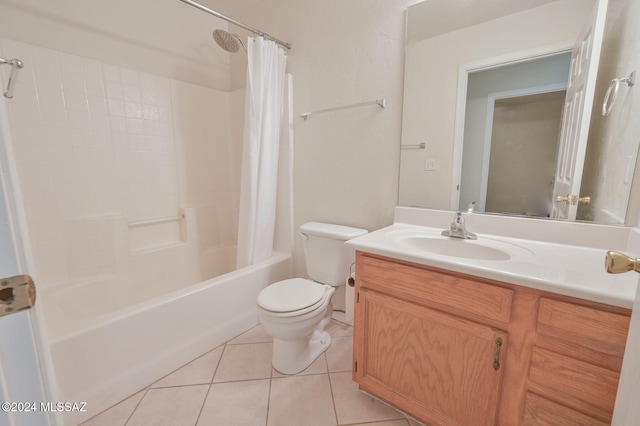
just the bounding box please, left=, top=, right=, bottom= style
left=556, top=195, right=591, bottom=205
left=0, top=275, right=36, bottom=317
left=605, top=251, right=640, bottom=274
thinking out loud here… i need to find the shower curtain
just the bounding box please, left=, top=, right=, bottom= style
left=236, top=37, right=287, bottom=268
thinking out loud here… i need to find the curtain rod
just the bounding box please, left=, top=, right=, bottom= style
left=178, top=0, right=292, bottom=50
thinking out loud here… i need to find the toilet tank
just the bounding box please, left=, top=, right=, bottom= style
left=300, top=222, right=368, bottom=286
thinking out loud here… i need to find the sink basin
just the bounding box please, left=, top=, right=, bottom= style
left=390, top=231, right=533, bottom=261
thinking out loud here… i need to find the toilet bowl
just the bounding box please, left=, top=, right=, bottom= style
left=256, top=222, right=368, bottom=375
left=257, top=278, right=335, bottom=374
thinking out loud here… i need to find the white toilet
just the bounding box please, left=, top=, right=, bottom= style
left=257, top=222, right=368, bottom=375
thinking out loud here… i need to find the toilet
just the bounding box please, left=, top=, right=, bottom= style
left=257, top=222, right=368, bottom=375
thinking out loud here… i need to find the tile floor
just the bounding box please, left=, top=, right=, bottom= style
left=81, top=320, right=420, bottom=426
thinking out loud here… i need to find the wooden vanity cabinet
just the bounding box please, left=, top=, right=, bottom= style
left=352, top=252, right=631, bottom=426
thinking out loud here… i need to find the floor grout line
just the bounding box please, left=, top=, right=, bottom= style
left=265, top=356, right=274, bottom=426
left=327, top=362, right=340, bottom=426
left=192, top=383, right=212, bottom=426
left=88, top=320, right=376, bottom=426
left=123, top=387, right=149, bottom=426
left=210, top=343, right=227, bottom=385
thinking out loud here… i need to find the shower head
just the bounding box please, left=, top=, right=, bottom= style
left=212, top=29, right=247, bottom=53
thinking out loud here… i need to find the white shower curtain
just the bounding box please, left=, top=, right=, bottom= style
left=236, top=37, right=287, bottom=268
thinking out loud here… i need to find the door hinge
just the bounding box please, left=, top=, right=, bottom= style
left=356, top=292, right=359, bottom=303
left=354, top=360, right=358, bottom=372
left=0, top=275, right=36, bottom=317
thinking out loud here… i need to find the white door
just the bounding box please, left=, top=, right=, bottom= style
left=551, top=0, right=608, bottom=220
left=612, top=274, right=640, bottom=424
left=608, top=251, right=640, bottom=424
left=0, top=188, right=50, bottom=426
left=0, top=96, right=51, bottom=424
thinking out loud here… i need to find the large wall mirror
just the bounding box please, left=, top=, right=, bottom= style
left=399, top=0, right=640, bottom=225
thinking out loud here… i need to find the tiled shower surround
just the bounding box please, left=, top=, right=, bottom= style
left=1, top=36, right=243, bottom=294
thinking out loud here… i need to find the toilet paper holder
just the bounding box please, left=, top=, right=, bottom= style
left=347, top=262, right=356, bottom=287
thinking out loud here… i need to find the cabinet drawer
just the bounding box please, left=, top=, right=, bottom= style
left=524, top=392, right=608, bottom=426
left=528, top=347, right=619, bottom=422
left=536, top=298, right=630, bottom=370
left=357, top=253, right=513, bottom=324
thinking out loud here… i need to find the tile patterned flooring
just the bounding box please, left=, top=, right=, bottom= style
left=81, top=320, right=419, bottom=426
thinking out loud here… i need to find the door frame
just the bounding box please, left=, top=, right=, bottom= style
left=450, top=42, right=574, bottom=210
left=0, top=91, right=60, bottom=425
left=476, top=82, right=568, bottom=212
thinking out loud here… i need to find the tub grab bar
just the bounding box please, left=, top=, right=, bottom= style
left=128, top=213, right=185, bottom=228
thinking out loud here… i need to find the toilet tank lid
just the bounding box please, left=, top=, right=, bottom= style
left=300, top=222, right=368, bottom=240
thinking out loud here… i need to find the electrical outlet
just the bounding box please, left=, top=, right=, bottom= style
left=425, top=159, right=438, bottom=171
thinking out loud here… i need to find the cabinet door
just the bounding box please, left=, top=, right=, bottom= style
left=354, top=289, right=508, bottom=426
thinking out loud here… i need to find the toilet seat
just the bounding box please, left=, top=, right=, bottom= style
left=257, top=279, right=330, bottom=317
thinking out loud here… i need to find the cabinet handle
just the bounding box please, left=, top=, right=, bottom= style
left=493, top=337, right=503, bottom=371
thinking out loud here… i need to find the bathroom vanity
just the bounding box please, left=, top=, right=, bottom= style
left=346, top=208, right=638, bottom=426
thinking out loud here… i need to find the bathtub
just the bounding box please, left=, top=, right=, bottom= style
left=42, top=250, right=291, bottom=425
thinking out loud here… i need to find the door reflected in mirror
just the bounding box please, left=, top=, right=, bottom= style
left=460, top=53, right=571, bottom=219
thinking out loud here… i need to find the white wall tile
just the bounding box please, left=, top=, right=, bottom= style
left=82, top=58, right=103, bottom=80
left=12, top=123, right=46, bottom=146
left=39, top=104, right=67, bottom=127
left=87, top=95, right=107, bottom=115
left=104, top=80, right=123, bottom=99
left=3, top=35, right=239, bottom=293
left=44, top=126, right=71, bottom=147
left=63, top=91, right=89, bottom=112
left=9, top=102, right=42, bottom=125
left=28, top=219, right=64, bottom=243
left=58, top=52, right=85, bottom=76
left=14, top=145, right=49, bottom=166
left=124, top=101, right=143, bottom=119
left=70, top=129, right=93, bottom=147
left=85, top=75, right=105, bottom=97
left=32, top=240, right=68, bottom=286
left=30, top=46, right=62, bottom=84
left=61, top=72, right=87, bottom=94
left=125, top=117, right=143, bottom=134
left=37, top=84, right=65, bottom=108
left=67, top=110, right=92, bottom=130
left=122, top=85, right=141, bottom=103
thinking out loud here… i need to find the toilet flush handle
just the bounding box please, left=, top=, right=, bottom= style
left=299, top=232, right=309, bottom=240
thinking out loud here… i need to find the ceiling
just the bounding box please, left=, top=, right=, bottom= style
left=202, top=0, right=265, bottom=18
left=0, top=0, right=569, bottom=90
left=407, top=0, right=562, bottom=42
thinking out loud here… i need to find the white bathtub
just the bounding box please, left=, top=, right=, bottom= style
left=43, top=250, right=291, bottom=425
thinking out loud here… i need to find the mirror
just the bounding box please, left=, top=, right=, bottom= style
left=399, top=0, right=640, bottom=225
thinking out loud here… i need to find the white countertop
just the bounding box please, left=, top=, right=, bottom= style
left=346, top=222, right=638, bottom=309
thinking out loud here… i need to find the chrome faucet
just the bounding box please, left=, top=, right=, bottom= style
left=442, top=203, right=477, bottom=240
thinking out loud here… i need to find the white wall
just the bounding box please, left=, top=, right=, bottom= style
left=582, top=0, right=640, bottom=225
left=399, top=0, right=593, bottom=210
